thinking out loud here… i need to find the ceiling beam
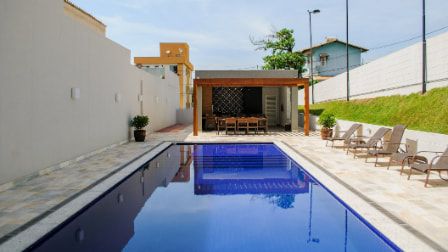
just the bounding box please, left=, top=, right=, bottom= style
left=194, top=78, right=308, bottom=87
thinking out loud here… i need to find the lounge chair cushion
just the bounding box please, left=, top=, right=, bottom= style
left=391, top=153, right=412, bottom=162
left=390, top=153, right=427, bottom=163
left=328, top=124, right=362, bottom=142
left=411, top=163, right=448, bottom=172
left=367, top=149, right=393, bottom=155
left=347, top=142, right=368, bottom=149
left=327, top=137, right=345, bottom=141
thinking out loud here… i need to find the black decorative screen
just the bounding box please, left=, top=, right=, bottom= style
left=212, top=87, right=262, bottom=116
left=212, top=87, right=244, bottom=115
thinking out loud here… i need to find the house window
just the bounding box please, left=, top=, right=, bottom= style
left=169, top=65, right=178, bottom=74
left=320, top=53, right=329, bottom=66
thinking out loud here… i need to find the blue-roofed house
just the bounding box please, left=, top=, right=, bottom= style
left=300, top=37, right=368, bottom=80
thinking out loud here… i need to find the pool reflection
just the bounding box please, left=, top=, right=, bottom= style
left=29, top=144, right=398, bottom=252
left=30, top=145, right=192, bottom=252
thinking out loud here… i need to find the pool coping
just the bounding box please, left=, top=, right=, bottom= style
left=274, top=141, right=439, bottom=252
left=0, top=141, right=439, bottom=252
left=0, top=142, right=173, bottom=252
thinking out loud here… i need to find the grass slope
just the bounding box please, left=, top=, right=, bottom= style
left=299, top=87, right=448, bottom=135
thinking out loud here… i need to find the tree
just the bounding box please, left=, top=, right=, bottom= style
left=251, top=28, right=306, bottom=72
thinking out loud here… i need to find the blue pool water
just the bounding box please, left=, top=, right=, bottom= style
left=29, top=144, right=400, bottom=252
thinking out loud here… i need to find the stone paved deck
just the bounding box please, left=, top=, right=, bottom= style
left=0, top=126, right=194, bottom=244
left=187, top=129, right=448, bottom=251
left=0, top=125, right=447, bottom=251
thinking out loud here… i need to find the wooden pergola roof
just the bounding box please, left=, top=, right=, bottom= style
left=194, top=78, right=309, bottom=87
left=192, top=77, right=310, bottom=137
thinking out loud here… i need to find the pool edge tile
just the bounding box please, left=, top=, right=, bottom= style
left=274, top=141, right=438, bottom=252
left=0, top=142, right=172, bottom=252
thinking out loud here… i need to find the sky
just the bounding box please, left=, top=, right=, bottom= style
left=73, top=0, right=448, bottom=70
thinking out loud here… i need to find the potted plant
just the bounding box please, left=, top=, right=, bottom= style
left=130, top=115, right=149, bottom=142
left=318, top=113, right=336, bottom=140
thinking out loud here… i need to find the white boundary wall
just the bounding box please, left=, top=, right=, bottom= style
left=335, top=120, right=448, bottom=156
left=299, top=32, right=448, bottom=104
left=300, top=114, right=448, bottom=156
left=0, top=0, right=180, bottom=184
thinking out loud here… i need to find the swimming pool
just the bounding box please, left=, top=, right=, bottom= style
left=28, top=143, right=400, bottom=251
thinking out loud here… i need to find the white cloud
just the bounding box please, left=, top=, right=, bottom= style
left=81, top=0, right=448, bottom=69
left=104, top=16, right=218, bottom=45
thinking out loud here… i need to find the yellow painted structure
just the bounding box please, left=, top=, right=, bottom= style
left=63, top=0, right=106, bottom=35
left=134, top=43, right=194, bottom=109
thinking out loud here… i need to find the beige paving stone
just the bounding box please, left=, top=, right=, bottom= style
left=0, top=125, right=446, bottom=251
left=185, top=128, right=448, bottom=251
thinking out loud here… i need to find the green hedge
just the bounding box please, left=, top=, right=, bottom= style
left=299, top=87, right=448, bottom=135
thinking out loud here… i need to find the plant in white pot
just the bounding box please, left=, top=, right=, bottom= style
left=130, top=115, right=149, bottom=142
left=317, top=113, right=336, bottom=140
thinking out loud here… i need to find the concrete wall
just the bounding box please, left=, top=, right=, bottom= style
left=298, top=114, right=448, bottom=155
left=335, top=120, right=448, bottom=156
left=299, top=32, right=448, bottom=104
left=0, top=0, right=179, bottom=185
left=195, top=70, right=299, bottom=79
left=139, top=68, right=179, bottom=131
left=279, top=86, right=298, bottom=130
left=176, top=108, right=193, bottom=125
left=298, top=113, right=319, bottom=131
left=279, top=87, right=290, bottom=126
left=262, top=87, right=279, bottom=126
left=261, top=87, right=298, bottom=129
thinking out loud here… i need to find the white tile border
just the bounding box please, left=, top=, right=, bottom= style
left=0, top=142, right=172, bottom=252
left=273, top=141, right=436, bottom=252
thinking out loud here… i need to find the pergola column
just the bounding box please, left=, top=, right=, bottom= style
left=193, top=83, right=198, bottom=136
left=291, top=86, right=298, bottom=131
left=304, top=82, right=310, bottom=136
left=178, top=64, right=184, bottom=109
left=193, top=83, right=202, bottom=136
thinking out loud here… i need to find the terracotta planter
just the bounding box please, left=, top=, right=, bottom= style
left=134, top=129, right=146, bottom=142
left=320, top=128, right=333, bottom=140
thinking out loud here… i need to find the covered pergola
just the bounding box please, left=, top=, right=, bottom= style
left=192, top=72, right=310, bottom=136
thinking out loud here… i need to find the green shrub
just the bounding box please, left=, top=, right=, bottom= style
left=318, top=113, right=336, bottom=128
left=130, top=115, right=149, bottom=130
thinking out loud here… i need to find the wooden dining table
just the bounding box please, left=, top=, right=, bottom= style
left=216, top=116, right=268, bottom=135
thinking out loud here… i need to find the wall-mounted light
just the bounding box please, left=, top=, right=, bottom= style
left=162, top=178, right=168, bottom=187
left=165, top=50, right=171, bottom=54
left=138, top=94, right=144, bottom=102
left=75, top=228, right=85, bottom=242
left=115, top=93, right=122, bottom=103
left=117, top=193, right=124, bottom=203
left=71, top=87, right=80, bottom=100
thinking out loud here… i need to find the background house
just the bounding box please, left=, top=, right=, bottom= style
left=301, top=38, right=368, bottom=79
left=135, top=43, right=194, bottom=110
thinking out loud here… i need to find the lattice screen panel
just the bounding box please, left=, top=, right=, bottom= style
left=212, top=87, right=244, bottom=115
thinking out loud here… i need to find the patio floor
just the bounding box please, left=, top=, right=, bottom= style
left=0, top=125, right=447, bottom=251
